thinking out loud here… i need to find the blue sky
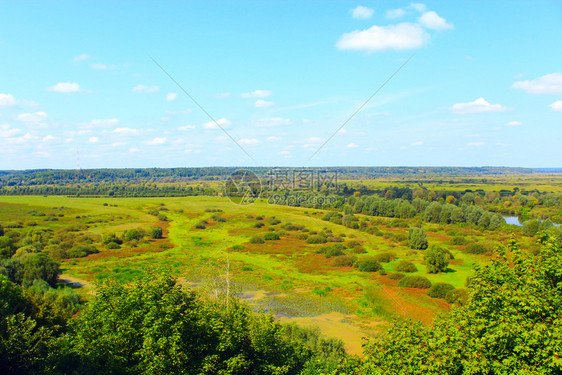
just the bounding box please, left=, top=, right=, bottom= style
left=1, top=1, right=561, bottom=169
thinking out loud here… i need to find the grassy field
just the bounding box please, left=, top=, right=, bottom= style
left=0, top=194, right=536, bottom=354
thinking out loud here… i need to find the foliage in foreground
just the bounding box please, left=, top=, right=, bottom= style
left=356, top=234, right=562, bottom=374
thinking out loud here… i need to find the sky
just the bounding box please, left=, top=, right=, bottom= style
left=0, top=0, right=561, bottom=169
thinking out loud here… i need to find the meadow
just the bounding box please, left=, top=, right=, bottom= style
left=0, top=188, right=541, bottom=354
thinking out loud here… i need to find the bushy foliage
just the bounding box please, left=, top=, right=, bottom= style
left=394, top=260, right=417, bottom=273
left=263, top=232, right=280, bottom=241
left=387, top=272, right=405, bottom=280
left=427, top=282, right=455, bottom=299
left=360, top=235, right=562, bottom=374
left=424, top=246, right=450, bottom=273
left=249, top=236, right=265, bottom=244
left=444, top=288, right=468, bottom=305
left=333, top=255, right=354, bottom=267
left=373, top=251, right=397, bottom=263
left=306, top=235, right=327, bottom=244
left=356, top=257, right=382, bottom=272
left=150, top=227, right=163, bottom=239
left=398, top=275, right=431, bottom=289
left=466, top=243, right=488, bottom=254
left=408, top=227, right=428, bottom=250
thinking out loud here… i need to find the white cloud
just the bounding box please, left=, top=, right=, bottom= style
left=89, top=137, right=99, bottom=143
left=242, top=90, right=272, bottom=98
left=450, top=98, right=508, bottom=114
left=251, top=117, right=292, bottom=127
left=254, top=99, right=274, bottom=108
left=129, top=147, right=140, bottom=153
left=549, top=100, right=562, bottom=112
left=337, top=23, right=429, bottom=52
left=91, top=63, right=108, bottom=70
left=42, top=135, right=57, bottom=142
left=178, top=125, right=195, bottom=131
left=410, top=3, right=427, bottom=12
left=132, top=84, right=159, bottom=93
left=216, top=92, right=231, bottom=98
left=0, top=124, right=21, bottom=138
left=0, top=94, right=17, bottom=108
left=266, top=136, right=282, bottom=141
left=410, top=141, right=423, bottom=146
left=308, top=137, right=323, bottom=142
left=338, top=129, right=347, bottom=134
left=111, top=142, right=126, bottom=147
left=15, top=112, right=48, bottom=125
left=90, top=118, right=119, bottom=128
left=507, top=121, right=522, bottom=126
left=511, top=73, right=562, bottom=94
left=73, top=54, right=90, bottom=61
left=467, top=142, right=484, bottom=147
left=147, top=137, right=166, bottom=145
left=47, top=82, right=81, bottom=93
left=419, top=11, right=453, bottom=30
left=278, top=150, right=290, bottom=155
left=351, top=5, right=374, bottom=19
left=166, top=93, right=178, bottom=102
left=347, top=142, right=360, bottom=148
left=203, top=118, right=231, bottom=129
left=113, top=127, right=138, bottom=134
left=238, top=138, right=259, bottom=145
left=386, top=8, right=405, bottom=18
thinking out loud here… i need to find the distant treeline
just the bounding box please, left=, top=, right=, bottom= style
left=0, top=166, right=537, bottom=188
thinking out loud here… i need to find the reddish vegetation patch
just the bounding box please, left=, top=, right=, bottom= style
left=449, top=258, right=464, bottom=265
left=294, top=253, right=332, bottom=274
left=427, top=233, right=450, bottom=242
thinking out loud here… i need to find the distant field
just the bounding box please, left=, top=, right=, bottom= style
left=0, top=193, right=539, bottom=354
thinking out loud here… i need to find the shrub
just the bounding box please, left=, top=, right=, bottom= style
left=387, top=272, right=405, bottom=280
left=102, top=233, right=122, bottom=246
left=268, top=217, right=281, bottom=225
left=398, top=275, right=432, bottom=289
left=349, top=245, right=367, bottom=254
left=445, top=288, right=469, bottom=305
left=451, top=236, right=466, bottom=245
left=424, top=246, right=450, bottom=273
left=306, top=235, right=327, bottom=244
left=67, top=245, right=99, bottom=258
left=408, top=227, right=428, bottom=250
left=151, top=227, right=163, bottom=239
left=357, top=257, right=382, bottom=272
left=157, top=214, right=168, bottom=222
left=374, top=252, right=397, bottom=263
left=106, top=242, right=120, bottom=249
left=123, top=229, right=144, bottom=242
left=394, top=260, right=417, bottom=273
left=263, top=232, right=280, bottom=241
left=333, top=255, right=354, bottom=267
left=148, top=209, right=159, bottom=216
left=295, top=233, right=309, bottom=240
left=428, top=282, right=455, bottom=299
left=249, top=236, right=265, bottom=244
left=253, top=222, right=265, bottom=228
left=466, top=243, right=488, bottom=254
left=194, top=222, right=206, bottom=229
left=213, top=216, right=227, bottom=223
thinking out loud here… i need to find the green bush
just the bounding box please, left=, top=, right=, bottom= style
left=295, top=233, right=308, bottom=240
left=445, top=288, right=469, bottom=305
left=151, top=227, right=163, bottom=239
left=123, top=229, right=144, bottom=242
left=466, top=243, right=488, bottom=254
left=306, top=235, right=327, bottom=244
left=398, top=275, right=432, bottom=289
left=106, top=242, right=120, bottom=249
left=253, top=222, right=265, bottom=228
left=394, top=260, right=417, bottom=273
left=67, top=245, right=99, bottom=258
left=374, top=252, right=397, bottom=263
left=408, top=227, right=428, bottom=250
left=424, top=246, right=450, bottom=273
left=333, top=255, right=354, bottom=267
left=427, top=282, right=455, bottom=299
left=157, top=214, right=168, bottom=222
left=194, top=222, right=206, bottom=229
left=357, top=257, right=382, bottom=272
left=451, top=236, right=466, bottom=245
left=249, top=236, right=265, bottom=244
left=263, top=232, right=280, bottom=241
left=387, top=272, right=405, bottom=280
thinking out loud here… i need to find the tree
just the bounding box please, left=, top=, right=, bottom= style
left=150, top=227, right=163, bottom=239
left=360, top=235, right=562, bottom=374
left=424, top=246, right=449, bottom=273
left=408, top=227, right=428, bottom=250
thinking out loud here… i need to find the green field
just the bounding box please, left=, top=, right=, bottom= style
left=0, top=193, right=538, bottom=354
